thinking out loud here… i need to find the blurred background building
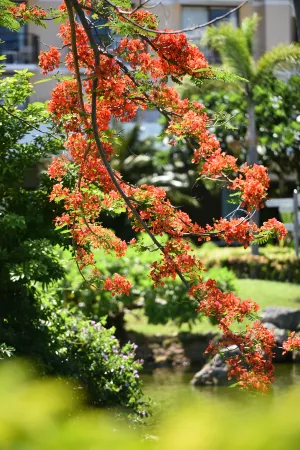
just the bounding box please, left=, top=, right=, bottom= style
left=0, top=0, right=298, bottom=103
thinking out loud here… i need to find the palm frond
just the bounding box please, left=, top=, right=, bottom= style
left=0, top=0, right=20, bottom=31
left=240, top=13, right=260, bottom=53
left=202, top=21, right=255, bottom=81
left=257, top=44, right=300, bottom=78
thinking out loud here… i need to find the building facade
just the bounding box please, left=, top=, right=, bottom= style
left=0, top=0, right=297, bottom=103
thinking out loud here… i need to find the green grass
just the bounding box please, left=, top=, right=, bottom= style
left=125, top=309, right=217, bottom=335
left=235, top=279, right=300, bottom=309
left=125, top=279, right=300, bottom=336
left=198, top=242, right=294, bottom=262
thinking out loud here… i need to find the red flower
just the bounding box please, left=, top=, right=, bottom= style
left=282, top=332, right=300, bottom=353
left=103, top=274, right=132, bottom=296
left=39, top=46, right=61, bottom=75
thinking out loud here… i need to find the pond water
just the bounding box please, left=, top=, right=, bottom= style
left=141, top=364, right=300, bottom=428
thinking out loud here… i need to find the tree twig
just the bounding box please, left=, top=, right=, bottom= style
left=0, top=104, right=59, bottom=139
left=70, top=0, right=190, bottom=289
left=89, top=0, right=248, bottom=35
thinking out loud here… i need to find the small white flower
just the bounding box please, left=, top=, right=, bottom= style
left=257, top=145, right=266, bottom=155
left=226, top=135, right=234, bottom=144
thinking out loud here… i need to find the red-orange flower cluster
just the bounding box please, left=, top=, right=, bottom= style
left=190, top=279, right=259, bottom=331
left=150, top=239, right=202, bottom=286
left=226, top=322, right=275, bottom=392
left=39, top=46, right=61, bottom=75
left=201, top=149, right=238, bottom=178
left=21, top=0, right=290, bottom=391
left=282, top=331, right=300, bottom=353
left=103, top=273, right=132, bottom=296
left=230, top=164, right=270, bottom=210
left=260, top=218, right=287, bottom=240
left=9, top=2, right=47, bottom=20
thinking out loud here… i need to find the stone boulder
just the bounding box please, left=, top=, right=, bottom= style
left=263, top=322, right=292, bottom=363
left=191, top=345, right=240, bottom=386
left=261, top=307, right=300, bottom=331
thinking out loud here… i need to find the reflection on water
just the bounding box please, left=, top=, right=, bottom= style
left=142, top=364, right=300, bottom=427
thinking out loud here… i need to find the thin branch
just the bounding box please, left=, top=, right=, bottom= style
left=126, top=0, right=161, bottom=14
left=0, top=104, right=59, bottom=139
left=65, top=0, right=85, bottom=112
left=100, top=0, right=248, bottom=35
left=70, top=0, right=190, bottom=289
left=64, top=0, right=93, bottom=190
left=142, top=1, right=161, bottom=10
left=130, top=0, right=152, bottom=14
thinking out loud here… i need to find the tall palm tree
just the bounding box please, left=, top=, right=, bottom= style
left=203, top=14, right=300, bottom=254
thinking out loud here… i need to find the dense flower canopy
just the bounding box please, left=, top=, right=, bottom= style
left=9, top=0, right=299, bottom=392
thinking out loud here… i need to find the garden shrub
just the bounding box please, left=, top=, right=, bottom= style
left=59, top=241, right=237, bottom=329
left=0, top=68, right=65, bottom=359
left=35, top=291, right=146, bottom=416
left=205, top=252, right=300, bottom=283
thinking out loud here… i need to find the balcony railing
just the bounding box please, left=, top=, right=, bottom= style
left=0, top=32, right=39, bottom=65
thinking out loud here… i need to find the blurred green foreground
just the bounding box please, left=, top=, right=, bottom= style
left=1, top=361, right=300, bottom=450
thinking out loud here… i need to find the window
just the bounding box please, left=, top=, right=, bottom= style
left=0, top=1, right=40, bottom=64
left=182, top=6, right=238, bottom=37
left=181, top=6, right=238, bottom=62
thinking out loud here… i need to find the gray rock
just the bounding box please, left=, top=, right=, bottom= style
left=263, top=322, right=291, bottom=362
left=191, top=345, right=240, bottom=386
left=261, top=307, right=300, bottom=331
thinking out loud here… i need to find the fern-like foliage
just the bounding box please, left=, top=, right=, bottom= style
left=191, top=67, right=248, bottom=87
left=0, top=0, right=20, bottom=31
left=252, top=230, right=277, bottom=245
left=241, top=13, right=260, bottom=54
left=202, top=16, right=258, bottom=81
left=257, top=44, right=300, bottom=77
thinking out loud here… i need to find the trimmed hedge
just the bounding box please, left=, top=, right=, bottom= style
left=205, top=253, right=300, bottom=284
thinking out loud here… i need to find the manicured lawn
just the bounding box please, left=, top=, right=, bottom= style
left=125, top=279, right=300, bottom=335
left=236, top=279, right=300, bottom=309
left=125, top=309, right=219, bottom=335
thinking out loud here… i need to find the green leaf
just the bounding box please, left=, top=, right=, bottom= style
left=34, top=78, right=53, bottom=85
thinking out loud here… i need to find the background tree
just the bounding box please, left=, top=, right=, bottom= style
left=202, top=14, right=300, bottom=252
left=180, top=74, right=300, bottom=196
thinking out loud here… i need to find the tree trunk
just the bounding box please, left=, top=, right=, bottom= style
left=293, top=0, right=300, bottom=42
left=246, top=101, right=259, bottom=256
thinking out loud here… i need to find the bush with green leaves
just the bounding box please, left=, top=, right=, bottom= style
left=35, top=291, right=146, bottom=417
left=200, top=243, right=300, bottom=283
left=205, top=251, right=300, bottom=284
left=59, top=236, right=236, bottom=331
left=0, top=67, right=64, bottom=357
